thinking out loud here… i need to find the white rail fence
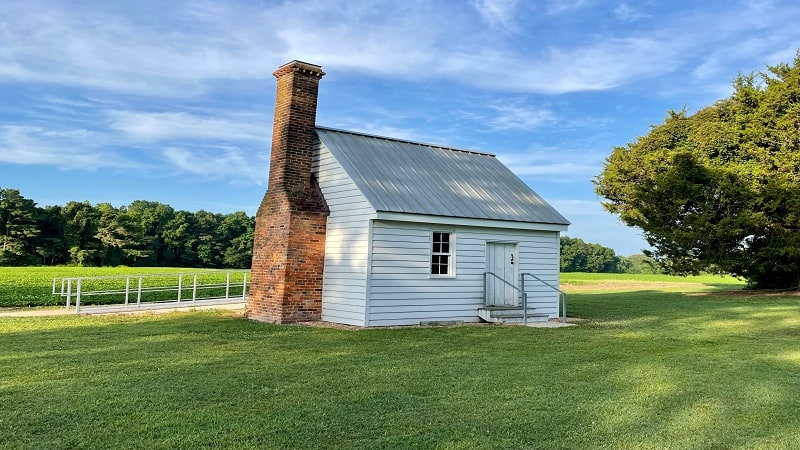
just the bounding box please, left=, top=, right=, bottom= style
left=53, top=271, right=250, bottom=313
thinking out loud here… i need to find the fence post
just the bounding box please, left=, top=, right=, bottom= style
left=137, top=277, right=143, bottom=307
left=76, top=278, right=82, bottom=313
left=125, top=277, right=130, bottom=306
left=177, top=274, right=183, bottom=302
left=66, top=279, right=72, bottom=310
left=562, top=292, right=567, bottom=324
left=242, top=272, right=247, bottom=300
left=192, top=274, right=198, bottom=305
left=225, top=272, right=230, bottom=300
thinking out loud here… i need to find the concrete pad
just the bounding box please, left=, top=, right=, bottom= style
left=524, top=320, right=577, bottom=328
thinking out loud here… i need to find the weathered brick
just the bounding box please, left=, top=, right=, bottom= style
left=248, top=61, right=329, bottom=324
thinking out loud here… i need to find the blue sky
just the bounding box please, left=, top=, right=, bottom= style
left=1, top=0, right=799, bottom=256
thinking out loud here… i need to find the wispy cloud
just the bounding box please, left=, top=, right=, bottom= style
left=613, top=3, right=650, bottom=22
left=545, top=0, right=590, bottom=15
left=5, top=0, right=797, bottom=98
left=161, top=146, right=267, bottom=185
left=487, top=101, right=556, bottom=130
left=472, top=0, right=521, bottom=31
left=107, top=111, right=268, bottom=143
left=0, top=125, right=141, bottom=169
left=498, top=145, right=603, bottom=181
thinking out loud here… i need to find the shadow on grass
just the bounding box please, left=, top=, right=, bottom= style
left=2, top=291, right=800, bottom=448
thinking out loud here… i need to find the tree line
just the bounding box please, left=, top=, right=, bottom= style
left=0, top=188, right=254, bottom=268
left=2, top=187, right=655, bottom=273
left=560, top=236, right=660, bottom=274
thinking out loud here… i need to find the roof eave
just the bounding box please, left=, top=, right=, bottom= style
left=374, top=211, right=570, bottom=232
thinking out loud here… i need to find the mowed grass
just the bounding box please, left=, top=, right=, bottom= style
left=561, top=271, right=745, bottom=288
left=2, top=275, right=800, bottom=449
left=0, top=267, right=247, bottom=308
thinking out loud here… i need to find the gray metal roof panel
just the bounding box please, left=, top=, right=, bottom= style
left=315, top=127, right=570, bottom=225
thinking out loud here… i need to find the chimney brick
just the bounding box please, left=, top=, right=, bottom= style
left=247, top=61, right=329, bottom=324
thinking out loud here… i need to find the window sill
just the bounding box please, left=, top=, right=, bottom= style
left=429, top=275, right=456, bottom=279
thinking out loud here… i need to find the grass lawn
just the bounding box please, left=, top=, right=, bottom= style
left=2, top=275, right=800, bottom=448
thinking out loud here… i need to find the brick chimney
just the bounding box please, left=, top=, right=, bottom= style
left=247, top=60, right=328, bottom=323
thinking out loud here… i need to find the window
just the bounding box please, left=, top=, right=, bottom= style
left=431, top=231, right=453, bottom=276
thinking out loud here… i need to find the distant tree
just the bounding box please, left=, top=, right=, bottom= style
left=162, top=211, right=199, bottom=267
left=219, top=211, right=255, bottom=268
left=622, top=254, right=663, bottom=274
left=62, top=201, right=100, bottom=265
left=0, top=188, right=40, bottom=265
left=94, top=203, right=147, bottom=266
left=560, top=236, right=624, bottom=273
left=195, top=210, right=224, bottom=267
left=125, top=200, right=175, bottom=266
left=595, top=51, right=800, bottom=288
left=34, top=205, right=67, bottom=265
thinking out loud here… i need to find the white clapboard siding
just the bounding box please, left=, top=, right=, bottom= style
left=313, top=141, right=375, bottom=326
left=367, top=220, right=561, bottom=326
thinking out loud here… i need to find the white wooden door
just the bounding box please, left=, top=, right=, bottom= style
left=486, top=242, right=519, bottom=306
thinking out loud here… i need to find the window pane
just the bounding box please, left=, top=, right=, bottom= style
left=431, top=232, right=452, bottom=275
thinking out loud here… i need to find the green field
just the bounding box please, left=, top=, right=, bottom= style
left=0, top=267, right=249, bottom=308
left=2, top=274, right=799, bottom=448
left=0, top=267, right=746, bottom=309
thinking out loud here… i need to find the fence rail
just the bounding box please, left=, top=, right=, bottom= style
left=53, top=271, right=250, bottom=313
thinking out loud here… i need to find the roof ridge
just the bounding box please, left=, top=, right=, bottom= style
left=315, top=125, right=495, bottom=157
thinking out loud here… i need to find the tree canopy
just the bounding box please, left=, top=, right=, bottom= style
left=0, top=188, right=254, bottom=269
left=560, top=236, right=625, bottom=273
left=595, top=51, right=800, bottom=288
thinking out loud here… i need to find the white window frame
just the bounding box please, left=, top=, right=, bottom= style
left=430, top=230, right=455, bottom=278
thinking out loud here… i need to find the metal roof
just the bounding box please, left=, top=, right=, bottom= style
left=315, top=127, right=570, bottom=226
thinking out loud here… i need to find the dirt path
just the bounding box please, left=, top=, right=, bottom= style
left=561, top=280, right=704, bottom=292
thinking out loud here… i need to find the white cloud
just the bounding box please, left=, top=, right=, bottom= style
left=613, top=3, right=649, bottom=22
left=107, top=111, right=268, bottom=143
left=545, top=0, right=590, bottom=15
left=0, top=125, right=141, bottom=170
left=472, top=0, right=521, bottom=30
left=487, top=101, right=556, bottom=130
left=161, top=146, right=267, bottom=186
left=7, top=0, right=795, bottom=98
left=498, top=145, right=603, bottom=181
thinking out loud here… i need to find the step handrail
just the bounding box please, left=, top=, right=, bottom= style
left=484, top=271, right=530, bottom=325
left=521, top=273, right=567, bottom=323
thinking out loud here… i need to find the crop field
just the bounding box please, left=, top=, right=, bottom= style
left=0, top=267, right=249, bottom=308
left=2, top=273, right=799, bottom=448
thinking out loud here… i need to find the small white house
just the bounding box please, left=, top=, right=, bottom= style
left=247, top=60, right=570, bottom=327
left=313, top=128, right=570, bottom=327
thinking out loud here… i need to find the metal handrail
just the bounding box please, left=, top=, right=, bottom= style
left=521, top=273, right=567, bottom=323
left=484, top=271, right=530, bottom=325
